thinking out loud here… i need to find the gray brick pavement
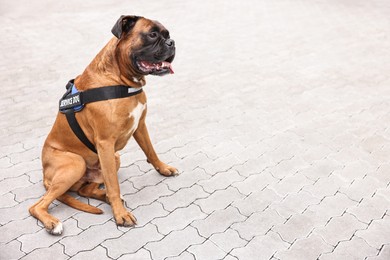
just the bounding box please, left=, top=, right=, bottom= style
left=1, top=0, right=390, bottom=259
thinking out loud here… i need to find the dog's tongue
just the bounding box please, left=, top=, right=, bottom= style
left=162, top=61, right=174, bottom=74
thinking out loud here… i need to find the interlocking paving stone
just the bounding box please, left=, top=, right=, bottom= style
left=366, top=244, right=390, bottom=260
left=116, top=249, right=152, bottom=260
left=12, top=181, right=46, bottom=202
left=133, top=161, right=156, bottom=174
left=347, top=194, right=389, bottom=224
left=130, top=201, right=169, bottom=227
left=198, top=170, right=244, bottom=193
left=270, top=190, right=321, bottom=218
left=301, top=146, right=334, bottom=164
left=273, top=209, right=327, bottom=244
left=0, top=199, right=44, bottom=225
left=20, top=243, right=68, bottom=260
left=1, top=159, right=41, bottom=181
left=0, top=240, right=26, bottom=260
left=303, top=174, right=349, bottom=199
left=0, top=217, right=41, bottom=244
left=194, top=187, right=246, bottom=214
left=175, top=153, right=211, bottom=173
left=117, top=249, right=152, bottom=260
left=203, top=140, right=245, bottom=160
left=276, top=234, right=333, bottom=260
left=298, top=158, right=343, bottom=182
left=129, top=171, right=166, bottom=190
left=270, top=156, right=309, bottom=180
left=26, top=169, right=43, bottom=184
left=0, top=192, right=18, bottom=208
left=192, top=206, right=246, bottom=238
left=232, top=171, right=278, bottom=196
left=163, top=168, right=210, bottom=192
left=307, top=193, right=358, bottom=222
left=199, top=155, right=242, bottom=176
left=165, top=251, right=195, bottom=260
left=0, top=143, right=25, bottom=158
left=152, top=204, right=207, bottom=235
left=374, top=164, right=390, bottom=184
left=267, top=144, right=300, bottom=166
left=145, top=226, right=205, bottom=260
left=232, top=188, right=283, bottom=216
left=268, top=173, right=314, bottom=198
left=313, top=213, right=368, bottom=247
left=230, top=231, right=290, bottom=260
left=361, top=135, right=390, bottom=153
left=123, top=182, right=173, bottom=209
left=187, top=240, right=227, bottom=259
left=103, top=223, right=163, bottom=259
left=157, top=184, right=209, bottom=212
left=339, top=176, right=384, bottom=202
left=333, top=161, right=374, bottom=183
left=232, top=208, right=285, bottom=241
left=8, top=147, right=41, bottom=165
left=70, top=245, right=108, bottom=260
left=0, top=156, right=13, bottom=168
left=232, top=157, right=272, bottom=177
left=0, top=175, right=31, bottom=196
left=119, top=180, right=139, bottom=195
left=355, top=216, right=390, bottom=249
left=320, top=236, right=378, bottom=260
left=60, top=221, right=122, bottom=256
left=18, top=218, right=82, bottom=253
left=209, top=228, right=247, bottom=253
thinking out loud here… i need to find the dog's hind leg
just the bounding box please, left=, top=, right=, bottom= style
left=77, top=152, right=121, bottom=202
left=29, top=151, right=86, bottom=235
left=78, top=182, right=106, bottom=202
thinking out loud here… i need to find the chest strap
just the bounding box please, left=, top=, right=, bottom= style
left=59, top=79, right=143, bottom=154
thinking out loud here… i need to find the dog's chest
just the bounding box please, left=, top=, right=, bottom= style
left=127, top=102, right=146, bottom=134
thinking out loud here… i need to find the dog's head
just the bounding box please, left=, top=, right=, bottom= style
left=112, top=15, right=175, bottom=77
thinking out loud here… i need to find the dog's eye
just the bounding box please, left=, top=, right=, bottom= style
left=149, top=32, right=158, bottom=38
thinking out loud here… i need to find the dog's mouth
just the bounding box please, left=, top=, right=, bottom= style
left=135, top=55, right=175, bottom=76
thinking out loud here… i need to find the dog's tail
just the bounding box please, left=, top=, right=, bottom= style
left=57, top=193, right=103, bottom=214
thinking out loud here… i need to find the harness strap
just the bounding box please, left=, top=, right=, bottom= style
left=64, top=110, right=98, bottom=153
left=59, top=79, right=143, bottom=154
left=82, top=85, right=143, bottom=104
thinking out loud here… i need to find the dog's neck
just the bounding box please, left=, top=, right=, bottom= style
left=75, top=38, right=146, bottom=90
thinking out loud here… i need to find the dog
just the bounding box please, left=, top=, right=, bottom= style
left=29, top=15, right=178, bottom=235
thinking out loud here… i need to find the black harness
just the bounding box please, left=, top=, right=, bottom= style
left=59, top=79, right=143, bottom=153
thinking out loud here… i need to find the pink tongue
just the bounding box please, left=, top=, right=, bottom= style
left=162, top=61, right=174, bottom=74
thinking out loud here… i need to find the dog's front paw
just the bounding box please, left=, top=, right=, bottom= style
left=155, top=162, right=179, bottom=176
left=44, top=219, right=63, bottom=235
left=114, top=210, right=137, bottom=227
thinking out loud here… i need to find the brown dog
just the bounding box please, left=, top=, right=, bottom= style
left=29, top=15, right=178, bottom=235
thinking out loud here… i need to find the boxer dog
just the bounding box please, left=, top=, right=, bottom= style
left=29, top=15, right=178, bottom=235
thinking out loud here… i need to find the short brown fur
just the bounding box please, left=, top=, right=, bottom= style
left=29, top=17, right=178, bottom=235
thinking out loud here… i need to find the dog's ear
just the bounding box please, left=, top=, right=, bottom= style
left=111, top=15, right=140, bottom=39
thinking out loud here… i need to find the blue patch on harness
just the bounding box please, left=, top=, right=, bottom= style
left=71, top=83, right=84, bottom=112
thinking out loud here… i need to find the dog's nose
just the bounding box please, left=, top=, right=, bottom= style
left=165, top=39, right=175, bottom=47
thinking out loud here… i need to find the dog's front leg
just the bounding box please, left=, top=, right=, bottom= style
left=134, top=118, right=179, bottom=176
left=97, top=140, right=136, bottom=226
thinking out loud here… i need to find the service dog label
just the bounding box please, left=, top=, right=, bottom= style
left=59, top=93, right=82, bottom=111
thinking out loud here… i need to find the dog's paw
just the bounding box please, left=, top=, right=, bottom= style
left=45, top=220, right=63, bottom=235
left=155, top=162, right=179, bottom=177
left=114, top=210, right=137, bottom=227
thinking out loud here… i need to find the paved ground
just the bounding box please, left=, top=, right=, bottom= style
left=1, top=0, right=390, bottom=259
